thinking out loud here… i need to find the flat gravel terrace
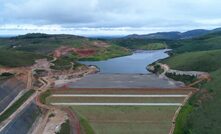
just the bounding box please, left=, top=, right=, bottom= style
left=68, top=74, right=184, bottom=88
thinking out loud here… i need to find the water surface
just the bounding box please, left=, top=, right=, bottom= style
left=80, top=49, right=169, bottom=74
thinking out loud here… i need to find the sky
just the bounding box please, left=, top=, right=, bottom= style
left=0, top=0, right=221, bottom=36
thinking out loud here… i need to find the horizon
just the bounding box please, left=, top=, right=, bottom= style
left=1, top=0, right=221, bottom=36
left=0, top=26, right=219, bottom=38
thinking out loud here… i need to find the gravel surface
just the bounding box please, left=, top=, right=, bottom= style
left=68, top=74, right=183, bottom=88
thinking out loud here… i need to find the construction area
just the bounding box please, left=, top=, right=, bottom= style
left=0, top=51, right=205, bottom=134
left=48, top=87, right=196, bottom=134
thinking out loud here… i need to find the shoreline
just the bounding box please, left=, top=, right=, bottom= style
left=54, top=65, right=99, bottom=88
left=54, top=49, right=172, bottom=88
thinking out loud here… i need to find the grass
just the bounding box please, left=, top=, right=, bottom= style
left=173, top=104, right=193, bottom=134
left=77, top=114, right=95, bottom=134
left=56, top=120, right=71, bottom=134
left=0, top=49, right=47, bottom=67
left=111, top=38, right=167, bottom=50
left=0, top=33, right=89, bottom=54
left=79, top=45, right=131, bottom=61
left=0, top=33, right=132, bottom=67
left=49, top=88, right=188, bottom=134
left=39, top=90, right=51, bottom=104
left=161, top=48, right=221, bottom=134
left=51, top=55, right=82, bottom=70
left=161, top=49, right=221, bottom=72
left=137, top=43, right=167, bottom=50
left=166, top=32, right=221, bottom=53
left=71, top=106, right=178, bottom=134
left=182, top=69, right=221, bottom=134
left=0, top=89, right=35, bottom=123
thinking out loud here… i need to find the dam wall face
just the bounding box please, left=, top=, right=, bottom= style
left=0, top=77, right=26, bottom=113
left=0, top=103, right=41, bottom=134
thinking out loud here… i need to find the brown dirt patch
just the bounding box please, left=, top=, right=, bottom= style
left=52, top=88, right=197, bottom=95
left=53, top=46, right=96, bottom=58
left=92, top=41, right=110, bottom=48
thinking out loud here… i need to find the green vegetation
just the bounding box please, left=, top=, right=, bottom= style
left=51, top=55, right=81, bottom=70
left=172, top=70, right=221, bottom=134
left=137, top=43, right=167, bottom=50
left=0, top=89, right=35, bottom=123
left=49, top=113, right=55, bottom=118
left=0, top=33, right=131, bottom=67
left=183, top=69, right=221, bottom=134
left=162, top=49, right=221, bottom=72
left=79, top=45, right=131, bottom=61
left=112, top=38, right=167, bottom=50
left=0, top=72, right=14, bottom=80
left=40, top=90, right=51, bottom=104
left=0, top=33, right=87, bottom=54
left=148, top=64, right=164, bottom=74
left=56, top=120, right=71, bottom=134
left=165, top=73, right=197, bottom=85
left=161, top=39, right=221, bottom=133
left=166, top=32, right=221, bottom=53
left=78, top=114, right=95, bottom=134
left=0, top=49, right=47, bottom=67
left=71, top=106, right=178, bottom=134
left=173, top=104, right=193, bottom=134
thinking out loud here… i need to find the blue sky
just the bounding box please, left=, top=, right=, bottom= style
left=0, top=0, right=221, bottom=36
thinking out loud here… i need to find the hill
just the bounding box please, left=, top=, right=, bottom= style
left=111, top=38, right=167, bottom=50
left=161, top=49, right=221, bottom=72
left=0, top=49, right=47, bottom=67
left=126, top=31, right=181, bottom=40
left=125, top=28, right=221, bottom=40
left=0, top=33, right=131, bottom=67
left=111, top=29, right=221, bottom=51
left=125, top=29, right=210, bottom=40
left=161, top=47, right=221, bottom=134
left=167, top=31, right=221, bottom=53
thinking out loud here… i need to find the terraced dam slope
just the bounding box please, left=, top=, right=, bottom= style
left=0, top=78, right=26, bottom=113
left=49, top=50, right=194, bottom=134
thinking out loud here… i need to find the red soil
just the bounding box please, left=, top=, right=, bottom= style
left=74, top=48, right=96, bottom=57
left=53, top=46, right=96, bottom=58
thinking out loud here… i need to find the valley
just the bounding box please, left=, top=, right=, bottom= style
left=0, top=29, right=220, bottom=134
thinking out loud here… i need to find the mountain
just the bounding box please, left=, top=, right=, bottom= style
left=125, top=28, right=221, bottom=40
left=126, top=32, right=181, bottom=40
left=180, top=29, right=210, bottom=39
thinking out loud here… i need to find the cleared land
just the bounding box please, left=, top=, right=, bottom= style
left=48, top=95, right=185, bottom=104
left=49, top=88, right=194, bottom=134
left=67, top=74, right=184, bottom=88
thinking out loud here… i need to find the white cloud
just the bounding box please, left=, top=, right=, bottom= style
left=0, top=0, right=221, bottom=35
left=0, top=24, right=218, bottom=37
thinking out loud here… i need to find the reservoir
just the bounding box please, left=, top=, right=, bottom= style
left=65, top=49, right=184, bottom=88
left=80, top=49, right=169, bottom=74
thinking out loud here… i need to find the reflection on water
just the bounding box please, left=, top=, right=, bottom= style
left=80, top=49, right=170, bottom=74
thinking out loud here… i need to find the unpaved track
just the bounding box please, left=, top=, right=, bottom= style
left=169, top=91, right=193, bottom=134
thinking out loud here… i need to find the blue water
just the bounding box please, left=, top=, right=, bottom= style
left=80, top=49, right=170, bottom=74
